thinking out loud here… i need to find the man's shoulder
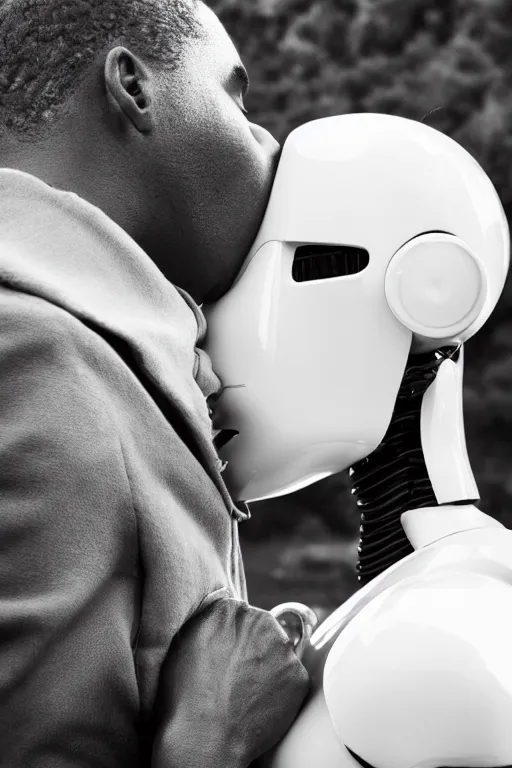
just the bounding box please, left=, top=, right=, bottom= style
left=0, top=285, right=114, bottom=417
left=0, top=284, right=107, bottom=377
left=0, top=283, right=85, bottom=343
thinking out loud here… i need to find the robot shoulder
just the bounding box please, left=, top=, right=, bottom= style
left=323, top=569, right=512, bottom=768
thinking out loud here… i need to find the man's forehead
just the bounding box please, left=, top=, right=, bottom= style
left=195, top=2, right=246, bottom=77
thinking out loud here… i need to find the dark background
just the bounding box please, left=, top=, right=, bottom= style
left=208, top=0, right=512, bottom=621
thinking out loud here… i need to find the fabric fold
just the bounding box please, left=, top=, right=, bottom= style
left=0, top=168, right=248, bottom=520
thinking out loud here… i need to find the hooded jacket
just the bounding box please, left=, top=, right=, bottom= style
left=0, top=169, right=309, bottom=767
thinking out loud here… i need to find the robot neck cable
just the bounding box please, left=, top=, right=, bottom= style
left=351, top=344, right=465, bottom=585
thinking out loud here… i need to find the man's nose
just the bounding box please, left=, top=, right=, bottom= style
left=250, top=122, right=281, bottom=164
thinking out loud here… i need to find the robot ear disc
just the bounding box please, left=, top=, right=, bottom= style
left=384, top=233, right=487, bottom=344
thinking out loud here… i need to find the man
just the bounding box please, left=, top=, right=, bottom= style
left=0, top=0, right=310, bottom=765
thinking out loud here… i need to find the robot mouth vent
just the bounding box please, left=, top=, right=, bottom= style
left=292, top=244, right=369, bottom=282
left=213, top=429, right=239, bottom=452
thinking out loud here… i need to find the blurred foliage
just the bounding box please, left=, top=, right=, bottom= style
left=207, top=0, right=512, bottom=608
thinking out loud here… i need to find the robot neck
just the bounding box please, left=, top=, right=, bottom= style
left=350, top=344, right=479, bottom=585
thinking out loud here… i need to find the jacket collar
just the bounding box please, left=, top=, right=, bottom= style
left=0, top=168, right=249, bottom=520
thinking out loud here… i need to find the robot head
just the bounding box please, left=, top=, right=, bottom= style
left=203, top=113, right=509, bottom=504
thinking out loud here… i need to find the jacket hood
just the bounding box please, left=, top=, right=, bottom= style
left=0, top=168, right=249, bottom=520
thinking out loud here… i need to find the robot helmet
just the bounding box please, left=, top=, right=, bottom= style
left=203, top=113, right=510, bottom=504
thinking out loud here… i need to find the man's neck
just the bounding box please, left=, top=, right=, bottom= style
left=0, top=125, right=142, bottom=249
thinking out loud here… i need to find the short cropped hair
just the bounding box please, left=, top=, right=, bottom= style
left=0, top=0, right=201, bottom=136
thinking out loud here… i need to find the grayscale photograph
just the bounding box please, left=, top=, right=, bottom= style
left=0, top=0, right=511, bottom=766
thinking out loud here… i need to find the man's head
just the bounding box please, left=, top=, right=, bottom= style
left=0, top=0, right=280, bottom=304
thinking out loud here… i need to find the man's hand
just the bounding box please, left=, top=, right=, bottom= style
left=151, top=597, right=311, bottom=768
left=269, top=603, right=319, bottom=661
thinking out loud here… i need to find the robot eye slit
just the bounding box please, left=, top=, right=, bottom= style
left=292, top=245, right=369, bottom=282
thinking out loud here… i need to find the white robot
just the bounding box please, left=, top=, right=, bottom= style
left=202, top=114, right=512, bottom=768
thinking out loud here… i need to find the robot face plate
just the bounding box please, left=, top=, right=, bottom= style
left=205, top=238, right=410, bottom=502
left=203, top=114, right=509, bottom=504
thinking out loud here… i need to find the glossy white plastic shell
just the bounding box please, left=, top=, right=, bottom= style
left=203, top=113, right=509, bottom=503
left=265, top=506, right=512, bottom=768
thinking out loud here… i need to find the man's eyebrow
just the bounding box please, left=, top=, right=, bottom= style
left=231, top=63, right=250, bottom=96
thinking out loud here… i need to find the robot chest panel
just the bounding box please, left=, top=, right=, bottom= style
left=268, top=527, right=512, bottom=768
left=305, top=525, right=512, bottom=690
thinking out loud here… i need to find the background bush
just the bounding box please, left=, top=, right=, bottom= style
left=207, top=0, right=512, bottom=615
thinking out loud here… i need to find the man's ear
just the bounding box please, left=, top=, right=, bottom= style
left=104, top=46, right=153, bottom=133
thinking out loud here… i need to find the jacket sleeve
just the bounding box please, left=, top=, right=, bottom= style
left=151, top=595, right=310, bottom=768
left=0, top=294, right=141, bottom=767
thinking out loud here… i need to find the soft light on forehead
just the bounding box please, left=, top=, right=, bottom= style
left=195, top=2, right=249, bottom=87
